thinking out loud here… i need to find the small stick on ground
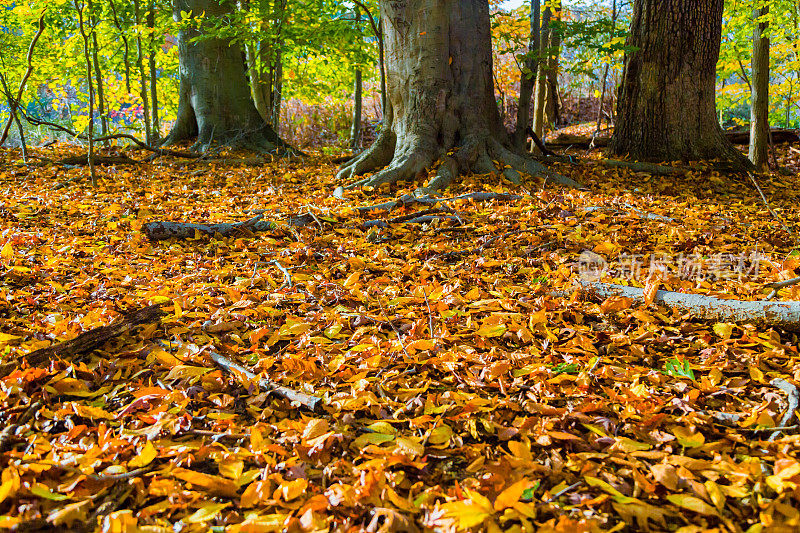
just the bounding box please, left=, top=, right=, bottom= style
left=766, top=276, right=800, bottom=300
left=210, top=351, right=322, bottom=412
left=747, top=171, right=793, bottom=234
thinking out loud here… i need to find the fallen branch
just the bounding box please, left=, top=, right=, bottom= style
left=582, top=205, right=674, bottom=222
left=57, top=154, right=141, bottom=166
left=766, top=276, right=800, bottom=300
left=142, top=212, right=319, bottom=241
left=769, top=378, right=800, bottom=441
left=0, top=304, right=164, bottom=377
left=568, top=281, right=800, bottom=331
left=355, top=191, right=522, bottom=214
left=210, top=351, right=322, bottom=412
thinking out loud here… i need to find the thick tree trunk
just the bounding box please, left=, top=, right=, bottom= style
left=163, top=0, right=284, bottom=152
left=749, top=3, right=769, bottom=170
left=338, top=0, right=579, bottom=192
left=610, top=0, right=752, bottom=168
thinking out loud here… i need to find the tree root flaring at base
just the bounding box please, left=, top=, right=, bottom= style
left=336, top=138, right=583, bottom=193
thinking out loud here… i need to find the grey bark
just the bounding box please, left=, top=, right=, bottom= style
left=749, top=3, right=769, bottom=170
left=75, top=0, right=97, bottom=187
left=572, top=281, right=800, bottom=332
left=88, top=1, right=108, bottom=139
left=338, top=0, right=579, bottom=192
left=163, top=0, right=284, bottom=152
left=610, top=0, right=752, bottom=169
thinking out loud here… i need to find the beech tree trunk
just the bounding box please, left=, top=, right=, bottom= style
left=513, top=0, right=540, bottom=151
left=749, top=3, right=769, bottom=170
left=610, top=0, right=752, bottom=168
left=338, top=0, right=574, bottom=192
left=163, top=0, right=284, bottom=152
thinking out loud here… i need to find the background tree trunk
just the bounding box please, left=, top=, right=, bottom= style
left=513, top=0, right=540, bottom=151
left=147, top=0, right=160, bottom=140
left=610, top=0, right=752, bottom=168
left=544, top=1, right=561, bottom=129
left=133, top=0, right=152, bottom=144
left=350, top=68, right=362, bottom=149
left=531, top=4, right=551, bottom=142
left=749, top=3, right=769, bottom=170
left=338, top=0, right=572, bottom=192
left=163, top=0, right=283, bottom=152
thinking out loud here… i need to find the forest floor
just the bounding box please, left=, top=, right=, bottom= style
left=0, top=141, right=799, bottom=532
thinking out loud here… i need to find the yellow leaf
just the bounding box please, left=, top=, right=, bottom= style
left=280, top=478, right=307, bottom=501
left=219, top=459, right=244, bottom=481
left=476, top=324, right=506, bottom=337
left=666, top=494, right=719, bottom=516
left=46, top=500, right=90, bottom=527
left=713, top=322, right=734, bottom=339
left=1, top=241, right=13, bottom=262
left=186, top=502, right=229, bottom=523
left=495, top=479, right=534, bottom=511
left=129, top=440, right=157, bottom=468
left=407, top=339, right=435, bottom=351
left=395, top=437, right=425, bottom=458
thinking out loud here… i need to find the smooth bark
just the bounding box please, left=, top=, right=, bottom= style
left=163, top=0, right=284, bottom=152
left=133, top=0, right=152, bottom=144
left=351, top=68, right=362, bottom=148
left=338, top=0, right=579, bottom=192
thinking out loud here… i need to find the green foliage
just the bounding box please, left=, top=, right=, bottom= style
left=663, top=357, right=695, bottom=381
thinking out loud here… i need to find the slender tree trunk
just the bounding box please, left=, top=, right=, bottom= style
left=595, top=0, right=616, bottom=135
left=247, top=41, right=270, bottom=121
left=88, top=3, right=108, bottom=140
left=133, top=0, right=152, bottom=143
left=147, top=1, right=160, bottom=140
left=513, top=0, right=540, bottom=151
left=749, top=3, right=769, bottom=170
left=610, top=0, right=751, bottom=168
left=351, top=68, right=362, bottom=149
left=337, top=0, right=578, bottom=192
left=544, top=1, right=561, bottom=128
left=531, top=4, right=551, bottom=141
left=163, top=0, right=284, bottom=152
left=108, top=0, right=131, bottom=94
left=75, top=0, right=97, bottom=186
left=271, top=48, right=283, bottom=130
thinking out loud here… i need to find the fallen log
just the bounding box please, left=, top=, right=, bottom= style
left=725, top=128, right=798, bottom=145
left=547, top=133, right=610, bottom=149
left=0, top=304, right=164, bottom=377
left=57, top=154, right=140, bottom=166
left=355, top=191, right=523, bottom=214
left=210, top=351, right=322, bottom=412
left=570, top=281, right=800, bottom=331
left=141, top=213, right=315, bottom=241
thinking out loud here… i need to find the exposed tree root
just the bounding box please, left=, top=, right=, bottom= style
left=337, top=134, right=582, bottom=193
left=566, top=281, right=800, bottom=332
left=142, top=214, right=316, bottom=241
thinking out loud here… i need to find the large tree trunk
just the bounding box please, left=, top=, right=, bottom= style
left=610, top=0, right=752, bottom=168
left=338, top=0, right=577, bottom=192
left=163, top=0, right=284, bottom=152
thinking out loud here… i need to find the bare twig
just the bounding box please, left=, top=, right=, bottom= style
left=766, top=276, right=800, bottom=300
left=747, top=171, right=793, bottom=234
left=544, top=481, right=582, bottom=503
left=210, top=351, right=322, bottom=412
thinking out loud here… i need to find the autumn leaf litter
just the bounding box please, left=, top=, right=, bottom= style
left=0, top=145, right=799, bottom=532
